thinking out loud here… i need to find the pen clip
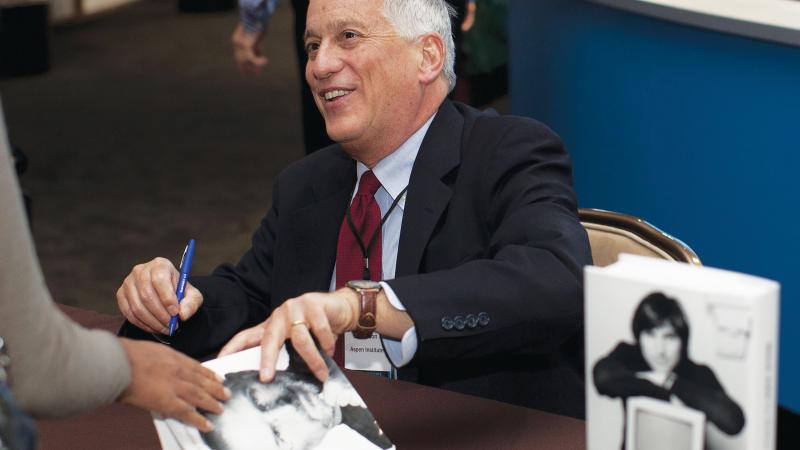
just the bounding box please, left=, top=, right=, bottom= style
left=179, top=244, right=189, bottom=269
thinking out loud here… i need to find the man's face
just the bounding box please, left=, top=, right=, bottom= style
left=304, top=0, right=423, bottom=152
left=639, top=323, right=682, bottom=375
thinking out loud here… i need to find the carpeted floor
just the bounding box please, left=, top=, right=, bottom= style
left=1, top=0, right=305, bottom=314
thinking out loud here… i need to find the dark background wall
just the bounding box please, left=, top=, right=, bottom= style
left=508, top=0, right=800, bottom=412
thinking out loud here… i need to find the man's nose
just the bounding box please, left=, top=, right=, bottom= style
left=309, top=42, right=344, bottom=80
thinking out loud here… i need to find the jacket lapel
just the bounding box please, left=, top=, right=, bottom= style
left=396, top=100, right=463, bottom=277
left=289, top=148, right=356, bottom=292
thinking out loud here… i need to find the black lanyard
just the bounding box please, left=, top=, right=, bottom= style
left=346, top=185, right=408, bottom=280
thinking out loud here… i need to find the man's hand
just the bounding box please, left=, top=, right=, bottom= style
left=117, top=339, right=230, bottom=432
left=219, top=287, right=412, bottom=385
left=218, top=290, right=358, bottom=383
left=116, top=257, right=203, bottom=334
left=219, top=289, right=360, bottom=383
left=231, top=23, right=268, bottom=75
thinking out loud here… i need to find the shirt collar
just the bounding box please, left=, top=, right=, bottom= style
left=355, top=113, right=436, bottom=203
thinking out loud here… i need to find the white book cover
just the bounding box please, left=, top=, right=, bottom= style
left=585, top=254, right=779, bottom=450
left=153, top=346, right=394, bottom=450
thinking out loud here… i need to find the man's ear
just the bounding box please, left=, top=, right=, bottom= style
left=417, top=33, right=445, bottom=85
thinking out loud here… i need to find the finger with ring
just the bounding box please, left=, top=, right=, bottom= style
left=290, top=320, right=308, bottom=328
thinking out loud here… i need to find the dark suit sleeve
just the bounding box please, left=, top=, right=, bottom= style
left=119, top=184, right=281, bottom=358
left=387, top=117, right=591, bottom=364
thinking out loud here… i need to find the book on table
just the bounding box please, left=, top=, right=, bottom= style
left=585, top=254, right=779, bottom=450
left=153, top=344, right=394, bottom=450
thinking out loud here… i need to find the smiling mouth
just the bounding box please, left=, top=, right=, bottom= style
left=322, top=89, right=353, bottom=101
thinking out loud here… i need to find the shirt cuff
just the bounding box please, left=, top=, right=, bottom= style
left=379, top=281, right=417, bottom=367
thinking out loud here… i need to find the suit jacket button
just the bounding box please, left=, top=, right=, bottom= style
left=441, top=317, right=454, bottom=331
left=453, top=315, right=466, bottom=330
left=478, top=312, right=490, bottom=326
left=466, top=314, right=478, bottom=329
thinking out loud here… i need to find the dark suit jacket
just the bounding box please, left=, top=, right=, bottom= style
left=120, top=100, right=592, bottom=417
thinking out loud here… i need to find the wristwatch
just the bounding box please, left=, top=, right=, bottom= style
left=346, top=280, right=381, bottom=339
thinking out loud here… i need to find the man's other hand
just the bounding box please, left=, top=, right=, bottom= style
left=231, top=23, right=268, bottom=75
left=117, top=339, right=230, bottom=432
left=218, top=289, right=359, bottom=384
left=116, top=257, right=203, bottom=335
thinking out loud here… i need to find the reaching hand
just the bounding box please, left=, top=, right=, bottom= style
left=117, top=339, right=230, bottom=432
left=218, top=289, right=359, bottom=384
left=116, top=257, right=203, bottom=334
left=231, top=23, right=268, bottom=75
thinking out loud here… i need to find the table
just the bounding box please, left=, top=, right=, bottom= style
left=36, top=305, right=586, bottom=449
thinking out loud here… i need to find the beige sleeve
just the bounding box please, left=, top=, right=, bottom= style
left=0, top=102, right=132, bottom=418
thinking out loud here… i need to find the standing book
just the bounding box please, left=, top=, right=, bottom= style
left=585, top=254, right=779, bottom=450
left=153, top=345, right=394, bottom=450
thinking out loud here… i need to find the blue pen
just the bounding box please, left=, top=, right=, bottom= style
left=168, top=239, right=195, bottom=336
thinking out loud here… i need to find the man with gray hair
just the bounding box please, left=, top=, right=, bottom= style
left=230, top=0, right=471, bottom=155
left=119, top=0, right=591, bottom=417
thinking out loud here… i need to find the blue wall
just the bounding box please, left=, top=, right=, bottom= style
left=509, top=0, right=800, bottom=411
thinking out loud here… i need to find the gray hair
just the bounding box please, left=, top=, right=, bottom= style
left=382, top=0, right=457, bottom=92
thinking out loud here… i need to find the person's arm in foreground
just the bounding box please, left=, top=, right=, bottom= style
left=0, top=116, right=227, bottom=430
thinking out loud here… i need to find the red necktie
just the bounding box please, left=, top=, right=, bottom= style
left=333, top=170, right=383, bottom=366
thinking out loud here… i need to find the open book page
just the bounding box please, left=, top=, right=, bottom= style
left=153, top=346, right=394, bottom=450
left=585, top=254, right=779, bottom=450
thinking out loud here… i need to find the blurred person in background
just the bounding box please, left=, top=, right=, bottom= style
left=453, top=0, right=508, bottom=108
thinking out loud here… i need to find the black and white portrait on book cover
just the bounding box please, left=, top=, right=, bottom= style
left=588, top=291, right=751, bottom=450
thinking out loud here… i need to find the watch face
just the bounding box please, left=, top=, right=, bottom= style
left=346, top=280, right=381, bottom=290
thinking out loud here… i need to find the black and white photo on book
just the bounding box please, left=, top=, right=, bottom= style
left=585, top=254, right=779, bottom=450
left=153, top=344, right=394, bottom=450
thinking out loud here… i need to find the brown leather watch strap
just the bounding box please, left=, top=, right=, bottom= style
left=353, top=288, right=378, bottom=339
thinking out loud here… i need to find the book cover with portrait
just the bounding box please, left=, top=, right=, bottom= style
left=152, top=345, right=394, bottom=450
left=585, top=254, right=779, bottom=450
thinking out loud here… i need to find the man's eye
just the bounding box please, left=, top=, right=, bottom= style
left=343, top=31, right=357, bottom=39
left=305, top=42, right=320, bottom=54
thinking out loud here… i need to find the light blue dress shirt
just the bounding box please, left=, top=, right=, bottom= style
left=329, top=114, right=436, bottom=368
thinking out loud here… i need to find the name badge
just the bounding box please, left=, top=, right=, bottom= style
left=343, top=332, right=391, bottom=372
